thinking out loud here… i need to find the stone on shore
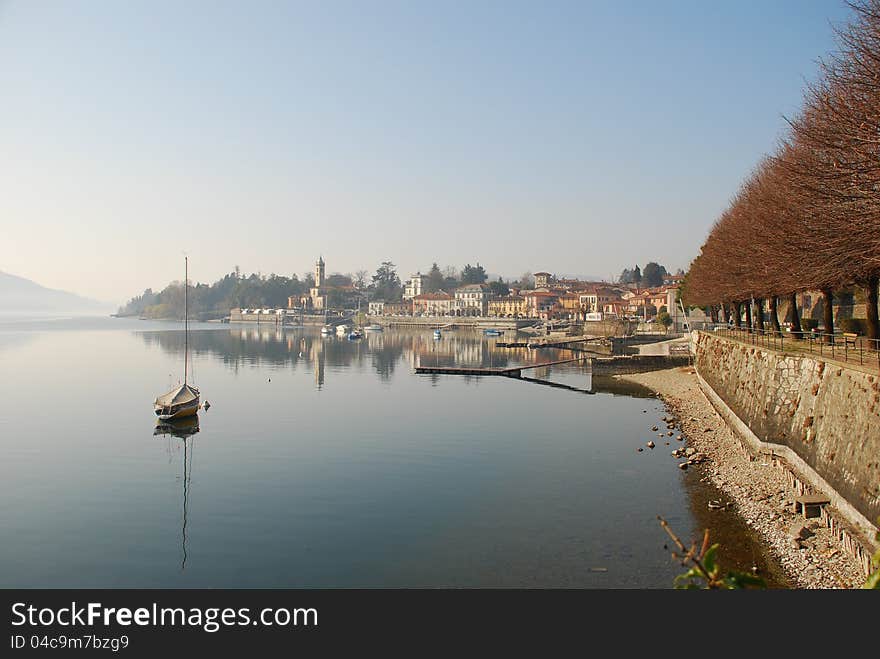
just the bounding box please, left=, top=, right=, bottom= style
left=613, top=366, right=866, bottom=589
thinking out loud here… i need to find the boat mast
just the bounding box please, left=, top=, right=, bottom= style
left=184, top=256, right=188, bottom=385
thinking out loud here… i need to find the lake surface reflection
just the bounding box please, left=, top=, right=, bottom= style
left=0, top=318, right=785, bottom=587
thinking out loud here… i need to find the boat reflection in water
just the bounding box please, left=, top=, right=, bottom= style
left=154, top=416, right=200, bottom=570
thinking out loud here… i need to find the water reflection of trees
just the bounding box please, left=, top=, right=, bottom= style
left=137, top=327, right=662, bottom=397
left=137, top=327, right=541, bottom=383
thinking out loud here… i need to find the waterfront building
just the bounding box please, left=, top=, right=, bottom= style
left=487, top=295, right=527, bottom=318
left=371, top=300, right=411, bottom=316
left=522, top=290, right=558, bottom=317
left=579, top=286, right=624, bottom=314
left=413, top=291, right=456, bottom=316
left=455, top=283, right=489, bottom=316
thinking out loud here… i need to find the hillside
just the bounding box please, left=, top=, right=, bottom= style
left=0, top=271, right=110, bottom=313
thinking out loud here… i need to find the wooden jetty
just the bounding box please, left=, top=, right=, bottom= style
left=414, top=356, right=585, bottom=379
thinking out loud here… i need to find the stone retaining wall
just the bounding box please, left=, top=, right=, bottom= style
left=694, top=331, right=880, bottom=525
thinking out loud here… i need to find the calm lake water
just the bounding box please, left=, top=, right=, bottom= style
left=0, top=316, right=787, bottom=588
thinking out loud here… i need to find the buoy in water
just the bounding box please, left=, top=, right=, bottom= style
left=203, top=400, right=211, bottom=410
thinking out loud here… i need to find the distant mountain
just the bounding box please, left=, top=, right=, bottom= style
left=0, top=271, right=110, bottom=313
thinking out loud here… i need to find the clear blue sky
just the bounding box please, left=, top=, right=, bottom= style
left=0, top=0, right=854, bottom=303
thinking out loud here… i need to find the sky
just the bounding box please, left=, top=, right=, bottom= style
left=0, top=0, right=856, bottom=304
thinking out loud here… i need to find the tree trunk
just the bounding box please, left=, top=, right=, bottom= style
left=789, top=292, right=802, bottom=339
left=754, top=298, right=764, bottom=333
left=822, top=288, right=834, bottom=343
left=769, top=296, right=781, bottom=336
left=745, top=300, right=752, bottom=332
left=864, top=275, right=879, bottom=342
left=733, top=302, right=741, bottom=328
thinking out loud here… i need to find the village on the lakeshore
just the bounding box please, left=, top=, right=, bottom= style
left=228, top=256, right=696, bottom=331
left=222, top=255, right=871, bottom=337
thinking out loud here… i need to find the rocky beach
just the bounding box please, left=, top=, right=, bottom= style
left=619, top=366, right=867, bottom=589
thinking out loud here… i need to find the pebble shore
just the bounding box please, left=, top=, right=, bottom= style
left=618, top=366, right=866, bottom=589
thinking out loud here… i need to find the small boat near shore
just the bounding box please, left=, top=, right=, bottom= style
left=364, top=323, right=383, bottom=332
left=154, top=257, right=200, bottom=421
left=320, top=325, right=333, bottom=336
left=336, top=324, right=352, bottom=337
left=433, top=328, right=442, bottom=340
left=348, top=329, right=363, bottom=340
left=483, top=328, right=502, bottom=337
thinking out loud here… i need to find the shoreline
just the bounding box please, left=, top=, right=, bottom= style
left=617, top=366, right=866, bottom=589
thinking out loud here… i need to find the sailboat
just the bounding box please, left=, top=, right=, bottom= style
left=348, top=296, right=364, bottom=339
left=320, top=306, right=333, bottom=336
left=154, top=257, right=201, bottom=421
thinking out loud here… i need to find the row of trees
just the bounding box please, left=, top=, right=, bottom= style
left=417, top=262, right=529, bottom=295
left=619, top=262, right=679, bottom=288
left=372, top=262, right=521, bottom=301
left=682, top=0, right=880, bottom=341
left=119, top=271, right=314, bottom=319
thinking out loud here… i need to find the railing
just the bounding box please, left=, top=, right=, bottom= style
left=709, top=325, right=880, bottom=370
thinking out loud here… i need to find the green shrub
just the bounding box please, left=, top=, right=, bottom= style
left=801, top=318, right=819, bottom=331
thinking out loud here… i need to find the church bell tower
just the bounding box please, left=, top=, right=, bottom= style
left=315, top=256, right=325, bottom=288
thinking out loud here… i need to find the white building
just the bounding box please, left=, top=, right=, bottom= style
left=403, top=273, right=429, bottom=300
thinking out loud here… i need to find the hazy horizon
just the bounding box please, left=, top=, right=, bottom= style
left=1, top=1, right=853, bottom=304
